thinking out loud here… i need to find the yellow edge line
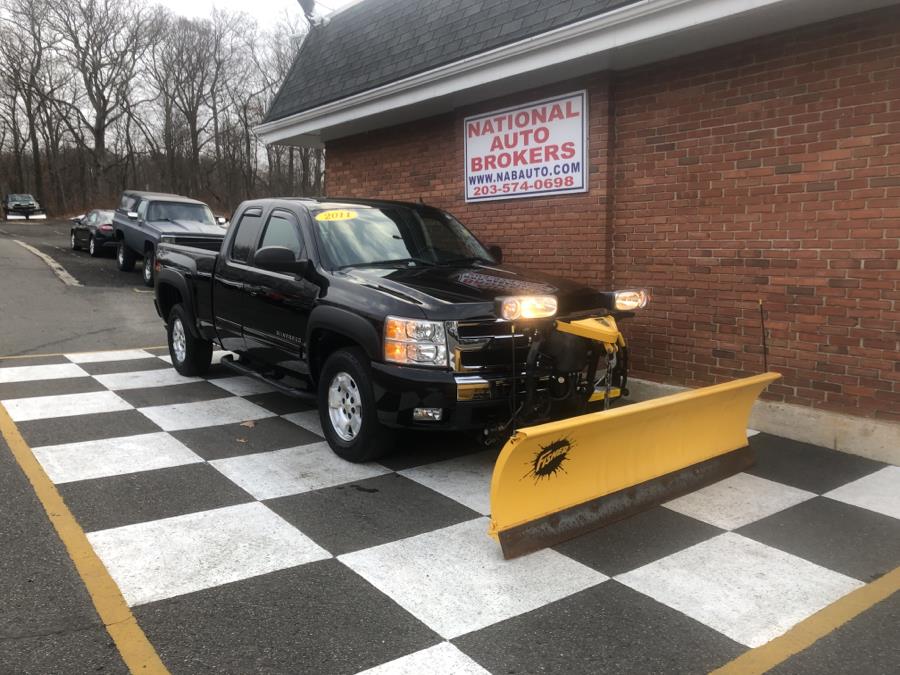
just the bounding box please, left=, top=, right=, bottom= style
left=0, top=346, right=167, bottom=361
left=0, top=403, right=169, bottom=674
left=712, top=565, right=900, bottom=674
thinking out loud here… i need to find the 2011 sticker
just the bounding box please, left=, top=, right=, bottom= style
left=315, top=209, right=358, bottom=221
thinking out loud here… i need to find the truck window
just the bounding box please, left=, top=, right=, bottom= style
left=230, top=208, right=264, bottom=263
left=137, top=200, right=148, bottom=220
left=258, top=211, right=305, bottom=259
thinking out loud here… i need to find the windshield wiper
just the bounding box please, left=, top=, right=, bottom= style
left=437, top=255, right=493, bottom=266
left=341, top=257, right=436, bottom=269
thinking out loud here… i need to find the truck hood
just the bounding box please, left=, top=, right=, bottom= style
left=339, top=263, right=610, bottom=320
left=154, top=219, right=226, bottom=236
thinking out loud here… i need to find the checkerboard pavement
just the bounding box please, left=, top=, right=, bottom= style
left=2, top=349, right=898, bottom=674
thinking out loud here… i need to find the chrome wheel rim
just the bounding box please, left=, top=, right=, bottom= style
left=171, top=318, right=187, bottom=363
left=143, top=254, right=152, bottom=282
left=328, top=371, right=362, bottom=442
left=117, top=245, right=124, bottom=265
left=89, top=238, right=95, bottom=255
left=71, top=233, right=76, bottom=248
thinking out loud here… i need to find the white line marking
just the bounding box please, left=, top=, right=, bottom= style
left=0, top=363, right=88, bottom=384
left=32, top=432, right=203, bottom=484
left=66, top=349, right=155, bottom=363
left=14, top=239, right=82, bottom=287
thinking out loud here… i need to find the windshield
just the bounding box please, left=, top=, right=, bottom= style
left=313, top=206, right=494, bottom=269
left=9, top=194, right=34, bottom=203
left=147, top=201, right=214, bottom=225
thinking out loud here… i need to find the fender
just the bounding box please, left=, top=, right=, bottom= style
left=306, top=305, right=381, bottom=361
left=155, top=269, right=200, bottom=337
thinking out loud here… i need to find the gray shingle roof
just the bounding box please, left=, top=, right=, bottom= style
left=264, top=0, right=636, bottom=123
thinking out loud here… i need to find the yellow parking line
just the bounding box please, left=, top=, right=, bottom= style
left=712, top=566, right=900, bottom=674
left=0, top=346, right=167, bottom=361
left=0, top=403, right=169, bottom=674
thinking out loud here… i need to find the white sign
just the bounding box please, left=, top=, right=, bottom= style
left=464, top=90, right=588, bottom=202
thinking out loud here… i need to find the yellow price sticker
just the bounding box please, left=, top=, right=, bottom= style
left=315, top=209, right=358, bottom=221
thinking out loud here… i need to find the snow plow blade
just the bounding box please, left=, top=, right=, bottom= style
left=488, top=372, right=781, bottom=559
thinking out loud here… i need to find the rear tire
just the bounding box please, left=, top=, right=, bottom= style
left=167, top=304, right=212, bottom=376
left=318, top=348, right=393, bottom=463
left=116, top=241, right=136, bottom=272
left=142, top=247, right=155, bottom=286
left=88, top=235, right=100, bottom=257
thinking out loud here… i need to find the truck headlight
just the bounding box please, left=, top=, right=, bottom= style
left=614, top=289, right=650, bottom=311
left=384, top=316, right=448, bottom=367
left=499, top=295, right=557, bottom=321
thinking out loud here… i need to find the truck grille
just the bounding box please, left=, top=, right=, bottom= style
left=450, top=320, right=532, bottom=372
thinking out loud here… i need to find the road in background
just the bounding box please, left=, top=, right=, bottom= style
left=0, top=220, right=162, bottom=356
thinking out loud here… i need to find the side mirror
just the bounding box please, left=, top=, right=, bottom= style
left=127, top=211, right=139, bottom=220
left=216, top=216, right=228, bottom=226
left=254, top=246, right=310, bottom=275
left=488, top=245, right=503, bottom=263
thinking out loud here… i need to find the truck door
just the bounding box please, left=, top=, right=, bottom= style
left=213, top=206, right=264, bottom=352
left=241, top=209, right=318, bottom=374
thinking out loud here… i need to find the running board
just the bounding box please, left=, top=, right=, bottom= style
left=219, top=355, right=318, bottom=403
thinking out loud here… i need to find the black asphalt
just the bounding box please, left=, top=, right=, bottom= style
left=0, top=433, right=126, bottom=674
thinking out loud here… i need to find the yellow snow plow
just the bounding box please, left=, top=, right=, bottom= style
left=488, top=371, right=780, bottom=558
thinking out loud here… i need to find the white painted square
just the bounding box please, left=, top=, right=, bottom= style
left=87, top=502, right=330, bottom=606
left=663, top=472, right=815, bottom=530
left=66, top=349, right=154, bottom=363
left=94, top=369, right=201, bottom=391
left=158, top=350, right=230, bottom=365
left=209, top=376, right=278, bottom=397
left=282, top=410, right=323, bottom=438
left=210, top=442, right=389, bottom=500
left=0, top=363, right=88, bottom=384
left=339, top=518, right=606, bottom=639
left=1, top=390, right=132, bottom=422
left=747, top=428, right=760, bottom=437
left=138, top=397, right=275, bottom=431
left=825, top=466, right=900, bottom=521
left=399, top=450, right=495, bottom=515
left=32, top=432, right=203, bottom=484
left=616, top=532, right=863, bottom=647
left=357, top=642, right=490, bottom=675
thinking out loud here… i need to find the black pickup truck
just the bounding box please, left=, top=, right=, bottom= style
left=154, top=198, right=647, bottom=462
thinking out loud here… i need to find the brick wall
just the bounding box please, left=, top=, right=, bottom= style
left=325, top=8, right=900, bottom=420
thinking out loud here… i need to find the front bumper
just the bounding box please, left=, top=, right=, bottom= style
left=370, top=363, right=520, bottom=431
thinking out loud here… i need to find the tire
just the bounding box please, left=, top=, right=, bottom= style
left=116, top=241, right=136, bottom=272
left=142, top=246, right=155, bottom=286
left=167, top=304, right=212, bottom=376
left=88, top=235, right=100, bottom=257
left=318, top=348, right=393, bottom=463
left=70, top=231, right=79, bottom=251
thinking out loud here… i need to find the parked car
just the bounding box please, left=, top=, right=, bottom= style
left=70, top=209, right=116, bottom=257
left=154, top=198, right=644, bottom=463
left=3, top=193, right=46, bottom=220
left=112, top=190, right=226, bottom=286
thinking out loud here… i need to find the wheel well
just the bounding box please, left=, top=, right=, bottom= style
left=157, top=283, right=182, bottom=323
left=144, top=240, right=154, bottom=254
left=309, top=329, right=363, bottom=382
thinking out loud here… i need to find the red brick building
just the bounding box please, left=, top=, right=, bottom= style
left=260, top=0, right=899, bottom=454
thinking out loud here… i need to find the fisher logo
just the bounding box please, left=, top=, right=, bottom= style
left=524, top=437, right=573, bottom=482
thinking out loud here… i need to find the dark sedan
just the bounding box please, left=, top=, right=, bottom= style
left=71, top=209, right=116, bottom=257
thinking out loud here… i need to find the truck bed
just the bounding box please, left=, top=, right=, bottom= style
left=156, top=235, right=224, bottom=330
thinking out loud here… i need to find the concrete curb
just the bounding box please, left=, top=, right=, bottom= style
left=627, top=378, right=899, bottom=466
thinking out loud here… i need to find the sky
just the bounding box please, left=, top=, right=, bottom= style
left=156, top=0, right=362, bottom=26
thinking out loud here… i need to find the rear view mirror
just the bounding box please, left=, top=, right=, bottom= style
left=488, top=245, right=503, bottom=263
left=127, top=211, right=139, bottom=220
left=254, top=246, right=310, bottom=275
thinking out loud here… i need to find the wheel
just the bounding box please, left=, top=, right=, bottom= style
left=167, top=304, right=212, bottom=376
left=116, top=241, right=136, bottom=271
left=70, top=231, right=79, bottom=251
left=318, top=348, right=393, bottom=463
left=142, top=247, right=155, bottom=286
left=88, top=235, right=100, bottom=257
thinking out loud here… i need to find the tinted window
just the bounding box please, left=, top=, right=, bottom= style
left=147, top=201, right=214, bottom=225
left=230, top=209, right=264, bottom=263
left=259, top=212, right=304, bottom=259
left=119, top=194, right=136, bottom=211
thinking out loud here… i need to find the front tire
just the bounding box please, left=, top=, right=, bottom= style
left=318, top=348, right=393, bottom=463
left=70, top=231, right=79, bottom=251
left=116, top=241, right=136, bottom=272
left=142, top=247, right=155, bottom=286
left=167, top=304, right=212, bottom=376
